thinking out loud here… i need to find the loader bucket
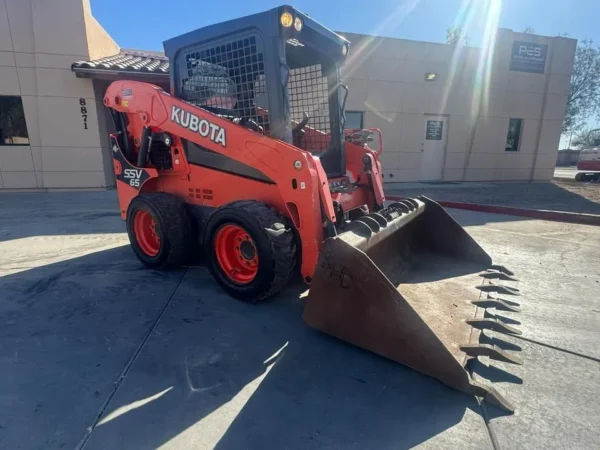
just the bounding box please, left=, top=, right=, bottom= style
left=303, top=197, right=522, bottom=412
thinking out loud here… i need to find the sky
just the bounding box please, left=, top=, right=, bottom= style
left=91, top=0, right=600, bottom=143
left=91, top=0, right=600, bottom=50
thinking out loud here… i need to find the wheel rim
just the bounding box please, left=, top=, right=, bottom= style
left=133, top=210, right=160, bottom=257
left=214, top=224, right=259, bottom=284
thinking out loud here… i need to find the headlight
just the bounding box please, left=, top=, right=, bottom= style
left=294, top=17, right=303, bottom=31
left=280, top=12, right=293, bottom=28
left=342, top=44, right=348, bottom=56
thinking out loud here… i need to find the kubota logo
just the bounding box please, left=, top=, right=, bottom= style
left=171, top=106, right=227, bottom=147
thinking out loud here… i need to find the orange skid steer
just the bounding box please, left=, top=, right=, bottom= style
left=105, top=5, right=522, bottom=411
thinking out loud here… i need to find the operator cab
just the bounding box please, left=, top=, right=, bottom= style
left=164, top=5, right=350, bottom=177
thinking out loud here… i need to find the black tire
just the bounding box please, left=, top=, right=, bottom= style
left=575, top=172, right=585, bottom=182
left=204, top=200, right=297, bottom=302
left=126, top=193, right=191, bottom=268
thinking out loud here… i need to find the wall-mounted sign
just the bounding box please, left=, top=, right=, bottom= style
left=426, top=120, right=443, bottom=140
left=510, top=41, right=548, bottom=73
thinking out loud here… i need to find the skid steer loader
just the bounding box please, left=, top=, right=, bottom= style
left=104, top=5, right=522, bottom=411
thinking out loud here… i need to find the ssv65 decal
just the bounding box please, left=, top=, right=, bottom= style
left=171, top=106, right=227, bottom=147
left=123, top=168, right=143, bottom=187
left=110, top=135, right=150, bottom=190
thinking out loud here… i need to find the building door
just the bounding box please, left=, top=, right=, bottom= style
left=420, top=116, right=448, bottom=181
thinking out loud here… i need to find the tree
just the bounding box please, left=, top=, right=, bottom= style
left=563, top=40, right=600, bottom=133
left=522, top=26, right=535, bottom=34
left=446, top=27, right=469, bottom=46
left=571, top=128, right=600, bottom=148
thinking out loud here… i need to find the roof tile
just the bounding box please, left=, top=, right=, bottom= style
left=72, top=49, right=170, bottom=75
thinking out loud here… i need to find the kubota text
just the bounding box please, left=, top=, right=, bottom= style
left=171, top=106, right=227, bottom=147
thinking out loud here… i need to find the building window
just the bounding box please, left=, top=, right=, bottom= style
left=505, top=118, right=523, bottom=152
left=0, top=96, right=30, bottom=146
left=345, top=111, right=364, bottom=129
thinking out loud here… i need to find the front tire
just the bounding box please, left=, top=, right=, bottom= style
left=204, top=201, right=297, bottom=302
left=126, top=193, right=191, bottom=268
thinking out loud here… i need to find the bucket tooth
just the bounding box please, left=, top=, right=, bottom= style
left=487, top=295, right=521, bottom=307
left=467, top=318, right=522, bottom=335
left=461, top=344, right=523, bottom=365
left=484, top=311, right=520, bottom=326
left=489, top=264, right=515, bottom=276
left=468, top=358, right=524, bottom=385
left=480, top=271, right=519, bottom=282
left=480, top=332, right=522, bottom=352
left=472, top=298, right=521, bottom=313
left=477, top=283, right=521, bottom=296
left=468, top=377, right=515, bottom=413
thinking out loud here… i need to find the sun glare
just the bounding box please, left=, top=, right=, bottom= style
left=344, top=0, right=423, bottom=80
left=345, top=0, right=503, bottom=122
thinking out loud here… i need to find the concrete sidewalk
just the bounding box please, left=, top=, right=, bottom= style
left=554, top=167, right=578, bottom=180
left=0, top=191, right=599, bottom=449
left=385, top=180, right=600, bottom=215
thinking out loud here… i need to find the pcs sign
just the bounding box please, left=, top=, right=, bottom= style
left=510, top=41, right=548, bottom=73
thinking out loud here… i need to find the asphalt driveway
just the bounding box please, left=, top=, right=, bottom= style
left=0, top=190, right=599, bottom=449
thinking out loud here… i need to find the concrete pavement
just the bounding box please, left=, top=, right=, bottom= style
left=0, top=191, right=599, bottom=449
left=385, top=179, right=600, bottom=215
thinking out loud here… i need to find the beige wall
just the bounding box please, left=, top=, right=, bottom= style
left=0, top=0, right=118, bottom=189
left=0, top=2, right=576, bottom=189
left=343, top=29, right=576, bottom=182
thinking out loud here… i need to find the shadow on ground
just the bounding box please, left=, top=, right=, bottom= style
left=0, top=244, right=494, bottom=450
left=0, top=190, right=504, bottom=449
left=3, top=189, right=600, bottom=449
left=0, top=246, right=185, bottom=450
left=83, top=269, right=490, bottom=450
left=0, top=191, right=122, bottom=242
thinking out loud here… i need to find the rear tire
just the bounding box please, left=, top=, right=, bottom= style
left=575, top=172, right=585, bottom=182
left=126, top=193, right=191, bottom=268
left=204, top=200, right=297, bottom=302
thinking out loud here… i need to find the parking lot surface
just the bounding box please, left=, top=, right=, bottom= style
left=1, top=190, right=599, bottom=449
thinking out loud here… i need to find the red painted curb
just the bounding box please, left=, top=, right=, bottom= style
left=386, top=196, right=600, bottom=227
